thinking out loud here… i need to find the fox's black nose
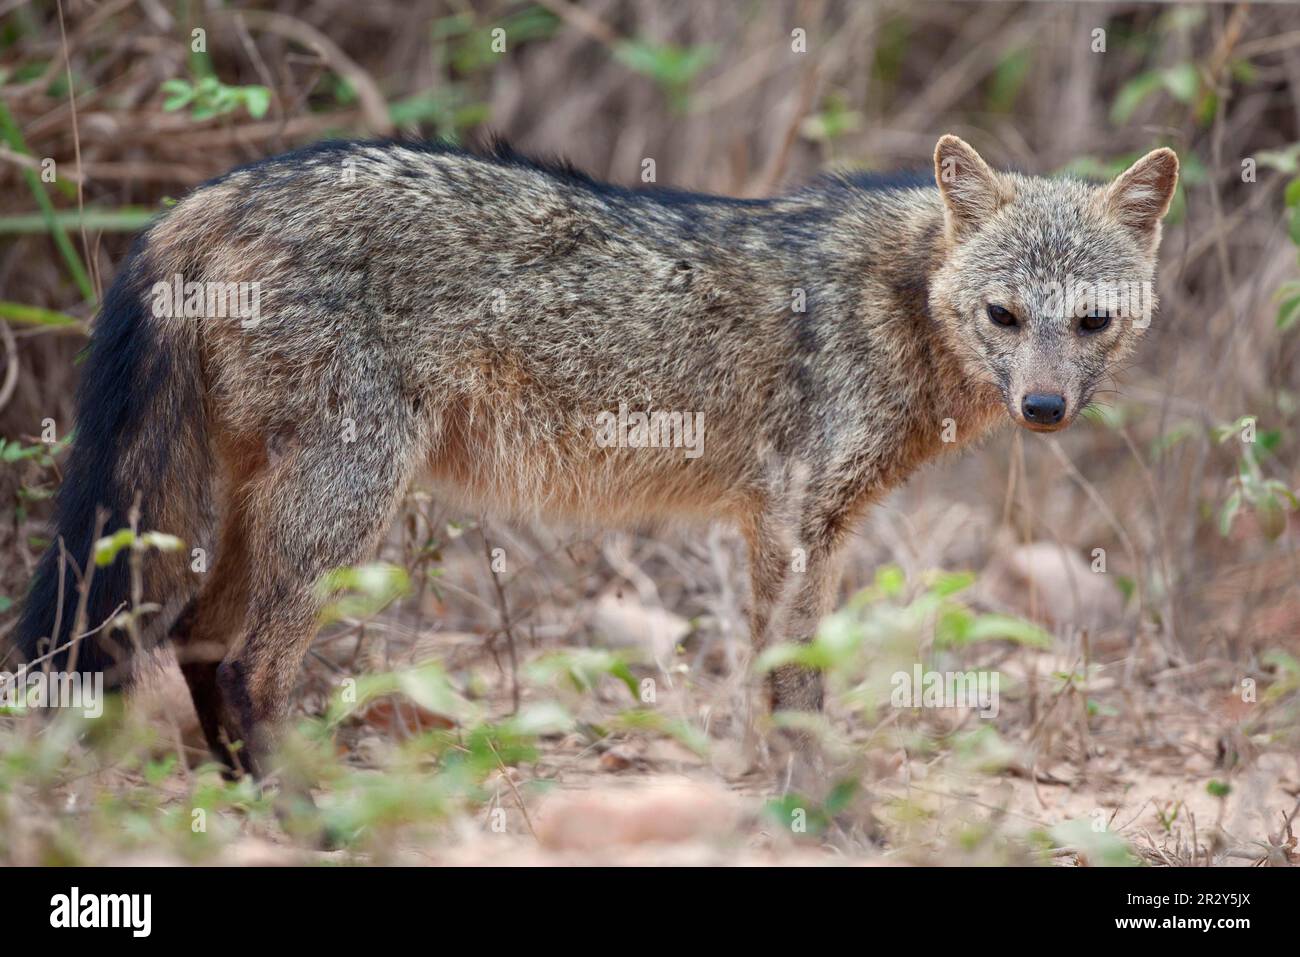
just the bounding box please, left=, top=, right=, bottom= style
left=1022, top=392, right=1066, bottom=425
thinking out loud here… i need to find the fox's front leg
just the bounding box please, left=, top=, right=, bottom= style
left=746, top=518, right=846, bottom=796
left=750, top=534, right=844, bottom=713
left=745, top=502, right=849, bottom=746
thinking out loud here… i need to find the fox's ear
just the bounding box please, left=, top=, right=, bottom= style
left=1105, top=148, right=1179, bottom=247
left=934, top=135, right=1009, bottom=238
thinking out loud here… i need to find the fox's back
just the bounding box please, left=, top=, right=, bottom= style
left=149, top=142, right=799, bottom=521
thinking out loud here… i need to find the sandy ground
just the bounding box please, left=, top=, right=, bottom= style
left=118, top=608, right=1298, bottom=867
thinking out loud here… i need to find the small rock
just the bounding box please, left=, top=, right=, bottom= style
left=127, top=657, right=206, bottom=760
left=984, top=541, right=1123, bottom=631
left=534, top=779, right=740, bottom=851
left=591, top=591, right=690, bottom=668
left=599, top=744, right=637, bottom=771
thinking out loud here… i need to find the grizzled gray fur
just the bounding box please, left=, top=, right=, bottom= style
left=16, top=133, right=1178, bottom=781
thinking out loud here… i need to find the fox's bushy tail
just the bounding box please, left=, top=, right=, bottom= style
left=13, top=241, right=211, bottom=684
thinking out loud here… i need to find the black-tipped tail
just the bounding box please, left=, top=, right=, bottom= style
left=13, top=241, right=208, bottom=685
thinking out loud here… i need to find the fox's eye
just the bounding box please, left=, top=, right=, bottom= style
left=1080, top=310, right=1111, bottom=334
left=987, top=304, right=1018, bottom=328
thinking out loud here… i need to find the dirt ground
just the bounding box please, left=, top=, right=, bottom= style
left=111, top=463, right=1299, bottom=867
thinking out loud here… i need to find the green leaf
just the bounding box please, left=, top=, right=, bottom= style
left=1218, top=488, right=1242, bottom=537
left=754, top=638, right=832, bottom=674
left=0, top=206, right=156, bottom=234
left=1081, top=402, right=1126, bottom=429
left=763, top=793, right=828, bottom=835
left=1150, top=421, right=1198, bottom=459
left=93, top=528, right=136, bottom=566
left=389, top=89, right=453, bottom=126
left=935, top=605, right=974, bottom=646
left=507, top=701, right=572, bottom=737
left=316, top=562, right=411, bottom=623
left=613, top=40, right=715, bottom=106
left=90, top=527, right=183, bottom=566
left=962, top=613, right=1053, bottom=648
left=928, top=570, right=975, bottom=598
left=144, top=755, right=177, bottom=785
left=1258, top=144, right=1300, bottom=175
left=1112, top=65, right=1199, bottom=125
left=1277, top=294, right=1300, bottom=331
left=525, top=648, right=639, bottom=699
left=396, top=662, right=462, bottom=717
left=1111, top=70, right=1164, bottom=125
left=823, top=777, right=859, bottom=815
left=1254, top=493, right=1287, bottom=540
left=241, top=86, right=271, bottom=120
left=138, top=531, right=184, bottom=552
left=1162, top=63, right=1199, bottom=104
left=160, top=78, right=195, bottom=111
left=986, top=47, right=1031, bottom=113
left=1284, top=177, right=1300, bottom=208
left=0, top=300, right=84, bottom=330
left=1230, top=59, right=1257, bottom=84
left=0, top=438, right=48, bottom=462
left=1049, top=818, right=1138, bottom=866
left=873, top=564, right=906, bottom=598
left=430, top=11, right=475, bottom=41
left=800, top=93, right=863, bottom=143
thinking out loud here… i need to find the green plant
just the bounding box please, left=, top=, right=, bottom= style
left=614, top=39, right=715, bottom=111
left=756, top=564, right=1050, bottom=699
left=315, top=562, right=411, bottom=624
left=800, top=93, right=863, bottom=144
left=161, top=76, right=271, bottom=121
left=1213, top=417, right=1296, bottom=540
left=1262, top=145, right=1300, bottom=330
left=2, top=433, right=71, bottom=530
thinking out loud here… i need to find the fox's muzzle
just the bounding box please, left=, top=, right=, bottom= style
left=1012, top=391, right=1071, bottom=433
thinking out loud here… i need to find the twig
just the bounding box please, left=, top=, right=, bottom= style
left=481, top=527, right=520, bottom=715
left=54, top=0, right=99, bottom=302
left=0, top=312, right=19, bottom=414
left=532, top=0, right=621, bottom=48
left=223, top=10, right=393, bottom=136
left=487, top=739, right=537, bottom=841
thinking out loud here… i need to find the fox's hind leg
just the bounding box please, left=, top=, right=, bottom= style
left=170, top=600, right=234, bottom=775
left=215, top=405, right=423, bottom=782
left=170, top=461, right=260, bottom=776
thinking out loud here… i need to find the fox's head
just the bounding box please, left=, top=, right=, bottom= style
left=928, top=135, right=1178, bottom=433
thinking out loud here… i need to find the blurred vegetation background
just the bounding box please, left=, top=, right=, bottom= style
left=3, top=0, right=1297, bottom=666
left=0, top=0, right=1298, bottom=865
